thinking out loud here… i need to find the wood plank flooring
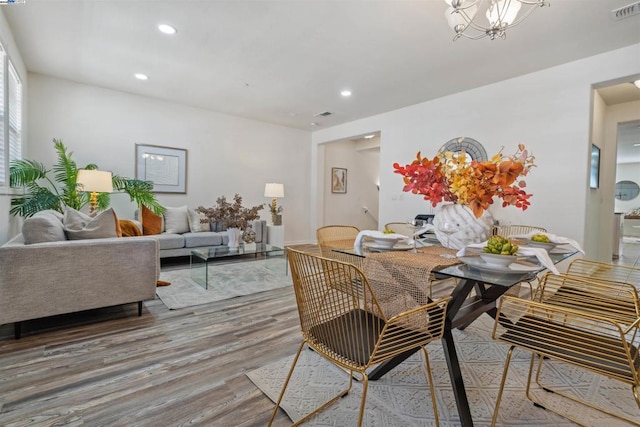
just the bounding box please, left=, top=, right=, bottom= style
left=0, top=260, right=307, bottom=426
left=1, top=243, right=638, bottom=426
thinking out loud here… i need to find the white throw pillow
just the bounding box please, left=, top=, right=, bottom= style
left=63, top=207, right=119, bottom=240
left=22, top=210, right=67, bottom=244
left=164, top=205, right=190, bottom=234
left=187, top=209, right=207, bottom=233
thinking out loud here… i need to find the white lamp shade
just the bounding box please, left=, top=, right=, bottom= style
left=77, top=169, right=113, bottom=193
left=486, top=0, right=521, bottom=26
left=264, top=183, right=284, bottom=198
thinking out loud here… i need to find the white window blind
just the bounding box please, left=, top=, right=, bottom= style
left=0, top=42, right=22, bottom=187
left=8, top=61, right=21, bottom=166
left=0, top=44, right=5, bottom=185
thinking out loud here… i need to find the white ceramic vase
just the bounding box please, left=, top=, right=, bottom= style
left=227, top=227, right=242, bottom=250
left=433, top=203, right=494, bottom=250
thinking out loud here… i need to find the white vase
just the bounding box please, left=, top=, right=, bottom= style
left=227, top=227, right=242, bottom=250
left=433, top=203, right=494, bottom=250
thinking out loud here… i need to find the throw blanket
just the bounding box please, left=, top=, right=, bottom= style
left=119, top=220, right=142, bottom=237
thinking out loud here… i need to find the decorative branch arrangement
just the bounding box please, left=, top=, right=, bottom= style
left=196, top=194, right=264, bottom=230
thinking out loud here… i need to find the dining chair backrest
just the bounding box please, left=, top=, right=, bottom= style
left=566, top=258, right=640, bottom=289
left=492, top=224, right=546, bottom=238
left=316, top=225, right=362, bottom=267
left=534, top=271, right=640, bottom=327
left=384, top=222, right=416, bottom=237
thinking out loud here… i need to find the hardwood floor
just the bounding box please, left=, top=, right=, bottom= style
left=0, top=243, right=637, bottom=426
left=0, top=275, right=301, bottom=426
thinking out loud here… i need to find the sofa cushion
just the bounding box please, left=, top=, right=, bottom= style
left=142, top=205, right=164, bottom=235
left=183, top=231, right=224, bottom=248
left=164, top=206, right=190, bottom=234
left=188, top=209, right=208, bottom=233
left=22, top=210, right=67, bottom=244
left=153, top=233, right=185, bottom=250
left=63, top=207, right=119, bottom=240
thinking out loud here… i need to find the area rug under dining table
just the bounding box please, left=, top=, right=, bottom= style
left=247, top=314, right=636, bottom=427
left=156, top=256, right=290, bottom=309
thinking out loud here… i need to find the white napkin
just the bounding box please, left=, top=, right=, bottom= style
left=354, top=230, right=409, bottom=250
left=511, top=231, right=585, bottom=254
left=456, top=241, right=560, bottom=275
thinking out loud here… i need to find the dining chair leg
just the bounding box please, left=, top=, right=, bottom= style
left=357, top=374, right=369, bottom=427
left=491, top=345, right=516, bottom=427
left=422, top=347, right=440, bottom=427
left=269, top=341, right=306, bottom=426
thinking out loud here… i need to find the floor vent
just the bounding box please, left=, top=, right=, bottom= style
left=611, top=1, right=640, bottom=21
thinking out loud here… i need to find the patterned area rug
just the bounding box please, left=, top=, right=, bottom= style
left=248, top=315, right=637, bottom=426
left=156, top=256, right=290, bottom=309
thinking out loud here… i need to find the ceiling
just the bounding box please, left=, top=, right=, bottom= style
left=2, top=0, right=640, bottom=131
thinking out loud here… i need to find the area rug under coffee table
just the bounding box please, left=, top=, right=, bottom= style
left=156, top=256, right=290, bottom=309
left=248, top=314, right=636, bottom=426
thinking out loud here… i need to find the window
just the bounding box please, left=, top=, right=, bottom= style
left=0, top=41, right=22, bottom=187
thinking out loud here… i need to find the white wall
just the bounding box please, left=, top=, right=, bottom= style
left=312, top=44, right=640, bottom=259
left=323, top=140, right=379, bottom=230
left=19, top=73, right=311, bottom=245
left=0, top=8, right=27, bottom=244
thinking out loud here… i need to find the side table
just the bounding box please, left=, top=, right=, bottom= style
left=267, top=225, right=284, bottom=249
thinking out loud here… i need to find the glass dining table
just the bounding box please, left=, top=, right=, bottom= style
left=333, top=243, right=578, bottom=427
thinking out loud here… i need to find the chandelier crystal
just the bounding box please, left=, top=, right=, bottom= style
left=444, top=0, right=549, bottom=41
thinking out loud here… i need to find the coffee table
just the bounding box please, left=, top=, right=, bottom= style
left=190, top=243, right=283, bottom=289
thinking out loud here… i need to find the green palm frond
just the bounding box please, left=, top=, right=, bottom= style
left=9, top=186, right=61, bottom=217
left=113, top=175, right=165, bottom=215
left=9, top=159, right=50, bottom=188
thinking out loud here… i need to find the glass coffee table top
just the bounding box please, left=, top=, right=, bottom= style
left=190, top=243, right=283, bottom=288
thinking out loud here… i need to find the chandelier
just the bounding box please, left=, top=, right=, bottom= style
left=444, top=0, right=549, bottom=41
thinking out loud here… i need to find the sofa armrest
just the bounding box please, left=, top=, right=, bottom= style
left=0, top=237, right=159, bottom=325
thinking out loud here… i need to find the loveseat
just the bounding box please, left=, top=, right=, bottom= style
left=135, top=205, right=268, bottom=259
left=0, top=209, right=159, bottom=338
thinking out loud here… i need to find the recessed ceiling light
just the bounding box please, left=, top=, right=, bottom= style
left=634, top=143, right=640, bottom=147
left=340, top=90, right=352, bottom=97
left=364, top=134, right=375, bottom=139
left=158, top=24, right=177, bottom=35
left=310, top=122, right=319, bottom=126
left=134, top=73, right=149, bottom=80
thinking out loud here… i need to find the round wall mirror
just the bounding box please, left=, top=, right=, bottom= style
left=440, top=137, right=488, bottom=161
left=614, top=180, right=640, bottom=201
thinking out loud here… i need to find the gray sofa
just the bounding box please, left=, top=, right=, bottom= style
left=148, top=219, right=267, bottom=259
left=1, top=232, right=159, bottom=339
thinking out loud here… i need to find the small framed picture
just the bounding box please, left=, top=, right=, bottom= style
left=331, top=167, right=347, bottom=194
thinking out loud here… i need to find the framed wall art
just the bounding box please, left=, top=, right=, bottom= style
left=135, top=144, right=187, bottom=193
left=331, top=167, right=347, bottom=194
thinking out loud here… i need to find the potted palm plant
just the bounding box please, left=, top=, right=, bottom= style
left=9, top=138, right=164, bottom=217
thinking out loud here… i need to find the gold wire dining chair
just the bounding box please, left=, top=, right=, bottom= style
left=316, top=225, right=362, bottom=267
left=269, top=248, right=450, bottom=426
left=491, top=273, right=640, bottom=426
left=492, top=224, right=547, bottom=237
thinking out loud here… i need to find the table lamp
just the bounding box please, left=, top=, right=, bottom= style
left=264, top=183, right=284, bottom=225
left=77, top=169, right=113, bottom=215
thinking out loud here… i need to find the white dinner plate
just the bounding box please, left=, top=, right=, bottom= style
left=364, top=242, right=414, bottom=251
left=458, top=256, right=541, bottom=274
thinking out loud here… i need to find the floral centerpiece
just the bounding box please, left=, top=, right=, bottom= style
left=196, top=194, right=264, bottom=249
left=393, top=143, right=535, bottom=249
